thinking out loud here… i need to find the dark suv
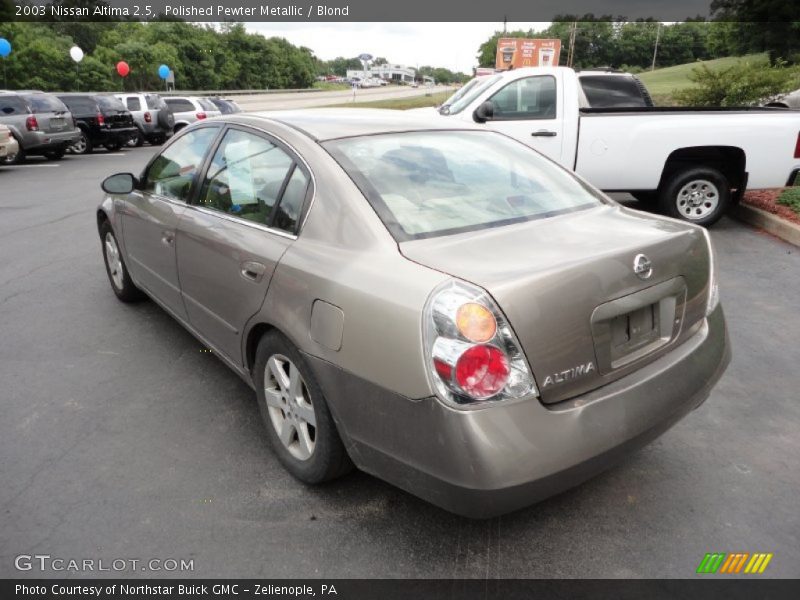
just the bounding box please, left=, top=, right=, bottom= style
left=56, top=94, right=137, bottom=154
left=0, top=91, right=81, bottom=164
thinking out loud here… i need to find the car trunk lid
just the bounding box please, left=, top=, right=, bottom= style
left=400, top=206, right=711, bottom=404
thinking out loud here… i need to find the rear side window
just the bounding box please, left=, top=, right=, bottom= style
left=58, top=96, right=97, bottom=114
left=126, top=97, right=142, bottom=111
left=164, top=98, right=196, bottom=113
left=23, top=94, right=68, bottom=113
left=579, top=76, right=649, bottom=108
left=197, top=128, right=297, bottom=229
left=0, top=95, right=28, bottom=115
left=144, top=127, right=220, bottom=202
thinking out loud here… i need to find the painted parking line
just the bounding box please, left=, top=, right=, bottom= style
left=7, top=163, right=60, bottom=168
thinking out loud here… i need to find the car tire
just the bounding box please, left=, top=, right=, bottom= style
left=104, top=141, right=122, bottom=152
left=127, top=130, right=144, bottom=147
left=100, top=221, right=145, bottom=303
left=658, top=166, right=730, bottom=227
left=71, top=131, right=93, bottom=155
left=254, top=331, right=353, bottom=484
left=44, top=149, right=65, bottom=161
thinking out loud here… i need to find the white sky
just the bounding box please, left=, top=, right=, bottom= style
left=245, top=22, right=550, bottom=74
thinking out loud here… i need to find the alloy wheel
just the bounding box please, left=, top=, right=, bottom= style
left=264, top=354, right=317, bottom=461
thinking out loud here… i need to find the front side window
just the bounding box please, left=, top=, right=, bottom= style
left=143, top=127, right=219, bottom=201
left=197, top=128, right=297, bottom=228
left=489, top=76, right=557, bottom=120
left=324, top=130, right=603, bottom=241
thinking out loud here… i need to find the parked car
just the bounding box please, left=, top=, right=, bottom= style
left=56, top=93, right=137, bottom=154
left=0, top=123, right=20, bottom=163
left=114, top=92, right=175, bottom=147
left=96, top=110, right=730, bottom=518
left=0, top=91, right=80, bottom=164
left=208, top=97, right=243, bottom=115
left=764, top=87, right=800, bottom=109
left=420, top=66, right=800, bottom=226
left=163, top=96, right=222, bottom=132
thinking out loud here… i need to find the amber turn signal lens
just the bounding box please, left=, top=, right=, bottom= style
left=456, top=303, right=497, bottom=343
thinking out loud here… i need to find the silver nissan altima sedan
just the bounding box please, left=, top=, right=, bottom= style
left=97, top=109, right=730, bottom=517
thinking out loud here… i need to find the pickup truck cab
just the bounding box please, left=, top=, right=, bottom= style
left=429, top=67, right=800, bottom=226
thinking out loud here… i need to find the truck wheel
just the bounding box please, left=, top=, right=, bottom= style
left=127, top=130, right=144, bottom=147
left=71, top=131, right=93, bottom=155
left=253, top=331, right=353, bottom=484
left=659, top=167, right=730, bottom=227
left=44, top=149, right=65, bottom=161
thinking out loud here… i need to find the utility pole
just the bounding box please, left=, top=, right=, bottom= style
left=651, top=22, right=661, bottom=71
left=567, top=22, right=577, bottom=68
left=503, top=16, right=507, bottom=34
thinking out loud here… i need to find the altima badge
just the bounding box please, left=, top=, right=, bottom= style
left=633, top=254, right=653, bottom=280
left=542, top=362, right=595, bottom=387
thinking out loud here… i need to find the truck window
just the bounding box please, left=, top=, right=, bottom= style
left=579, top=76, right=651, bottom=108
left=488, top=76, right=556, bottom=120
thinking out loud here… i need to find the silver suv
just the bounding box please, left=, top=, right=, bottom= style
left=114, top=92, right=175, bottom=147
left=162, top=96, right=221, bottom=132
left=0, top=91, right=81, bottom=164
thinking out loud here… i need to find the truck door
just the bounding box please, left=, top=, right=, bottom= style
left=482, top=74, right=565, bottom=165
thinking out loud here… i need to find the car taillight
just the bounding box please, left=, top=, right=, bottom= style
left=423, top=279, right=537, bottom=407
left=196, top=112, right=207, bottom=120
left=144, top=111, right=152, bottom=123
left=794, top=132, right=800, bottom=159
left=97, top=112, right=105, bottom=126
left=25, top=115, right=39, bottom=131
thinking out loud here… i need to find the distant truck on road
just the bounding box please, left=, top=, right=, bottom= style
left=421, top=67, right=800, bottom=226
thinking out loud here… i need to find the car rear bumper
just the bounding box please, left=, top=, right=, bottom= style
left=93, top=127, right=138, bottom=145
left=23, top=129, right=81, bottom=153
left=306, top=304, right=730, bottom=518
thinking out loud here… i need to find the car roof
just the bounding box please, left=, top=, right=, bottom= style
left=227, top=108, right=479, bottom=142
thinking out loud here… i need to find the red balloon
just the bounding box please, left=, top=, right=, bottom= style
left=116, top=61, right=130, bottom=77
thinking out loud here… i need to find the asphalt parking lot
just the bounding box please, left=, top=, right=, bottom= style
left=1, top=147, right=798, bottom=579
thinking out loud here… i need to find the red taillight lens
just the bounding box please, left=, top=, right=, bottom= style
left=144, top=111, right=152, bottom=123
left=25, top=115, right=39, bottom=131
left=455, top=345, right=510, bottom=399
left=196, top=112, right=207, bottom=120
left=794, top=132, right=800, bottom=159
left=96, top=112, right=105, bottom=126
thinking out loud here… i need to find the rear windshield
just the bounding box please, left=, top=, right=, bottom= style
left=324, top=130, right=603, bottom=241
left=165, top=98, right=195, bottom=112
left=23, top=94, right=68, bottom=113
left=198, top=98, right=217, bottom=111
left=145, top=94, right=166, bottom=110
left=96, top=96, right=127, bottom=111
left=579, top=75, right=650, bottom=108
left=0, top=95, right=29, bottom=115
left=58, top=95, right=97, bottom=114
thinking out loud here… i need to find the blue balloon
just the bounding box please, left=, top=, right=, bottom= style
left=0, top=38, right=11, bottom=58
left=158, top=64, right=170, bottom=79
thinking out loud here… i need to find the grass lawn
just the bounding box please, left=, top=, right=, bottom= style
left=313, top=81, right=351, bottom=91
left=638, top=53, right=768, bottom=99
left=326, top=90, right=452, bottom=110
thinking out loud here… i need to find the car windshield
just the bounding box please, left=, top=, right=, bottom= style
left=324, top=130, right=604, bottom=241
left=24, top=94, right=68, bottom=113
left=96, top=96, right=127, bottom=111
left=442, top=75, right=502, bottom=115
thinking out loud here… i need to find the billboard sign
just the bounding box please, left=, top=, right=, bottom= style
left=495, top=38, right=561, bottom=70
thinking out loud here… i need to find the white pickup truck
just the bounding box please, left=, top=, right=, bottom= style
left=423, top=67, right=800, bottom=226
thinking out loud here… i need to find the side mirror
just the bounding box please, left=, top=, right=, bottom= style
left=102, top=172, right=137, bottom=194
left=473, top=101, right=495, bottom=123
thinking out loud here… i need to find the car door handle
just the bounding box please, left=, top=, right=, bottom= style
left=240, top=261, right=267, bottom=283
left=161, top=231, right=175, bottom=246
left=531, top=130, right=557, bottom=137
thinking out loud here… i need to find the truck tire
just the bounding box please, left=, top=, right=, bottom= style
left=658, top=166, right=730, bottom=227
left=71, top=131, right=93, bottom=155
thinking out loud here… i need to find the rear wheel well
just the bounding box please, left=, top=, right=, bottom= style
left=245, top=323, right=277, bottom=375
left=765, top=102, right=789, bottom=109
left=658, top=146, right=746, bottom=192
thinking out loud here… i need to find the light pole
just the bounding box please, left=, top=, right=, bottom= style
left=651, top=23, right=661, bottom=71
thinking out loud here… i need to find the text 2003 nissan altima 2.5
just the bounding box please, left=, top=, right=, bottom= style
left=97, top=110, right=730, bottom=518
